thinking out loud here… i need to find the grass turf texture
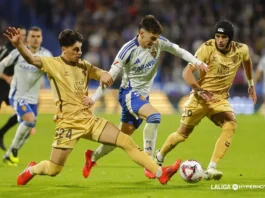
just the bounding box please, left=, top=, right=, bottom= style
left=0, top=113, right=264, bottom=198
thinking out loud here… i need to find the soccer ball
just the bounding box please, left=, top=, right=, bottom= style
left=179, top=160, right=204, bottom=183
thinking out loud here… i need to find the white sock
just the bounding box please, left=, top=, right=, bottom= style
left=92, top=144, right=116, bottom=162
left=208, top=162, right=217, bottom=169
left=18, top=131, right=30, bottom=149
left=143, top=123, right=159, bottom=157
left=155, top=166, right=162, bottom=178
left=156, top=151, right=164, bottom=161
left=6, top=122, right=31, bottom=156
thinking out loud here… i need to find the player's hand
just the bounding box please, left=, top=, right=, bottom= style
left=1, top=74, right=13, bottom=84
left=4, top=76, right=13, bottom=84
left=83, top=96, right=95, bottom=108
left=100, top=72, right=113, bottom=88
left=194, top=88, right=213, bottom=101
left=248, top=86, right=257, bottom=105
left=194, top=61, right=209, bottom=72
left=3, top=27, right=21, bottom=46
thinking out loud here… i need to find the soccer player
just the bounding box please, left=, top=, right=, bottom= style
left=4, top=27, right=181, bottom=186
left=81, top=15, right=208, bottom=179
left=1, top=27, right=52, bottom=166
left=0, top=27, right=27, bottom=151
left=154, top=20, right=257, bottom=180
left=254, top=53, right=265, bottom=117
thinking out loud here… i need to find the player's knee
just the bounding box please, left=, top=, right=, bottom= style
left=222, top=121, right=237, bottom=137
left=175, top=131, right=187, bottom=142
left=116, top=132, right=138, bottom=150
left=178, top=125, right=194, bottom=139
left=23, top=120, right=36, bottom=128
left=146, top=113, right=161, bottom=124
left=47, top=161, right=63, bottom=177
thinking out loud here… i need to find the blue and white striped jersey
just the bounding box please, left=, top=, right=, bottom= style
left=112, top=36, right=186, bottom=97
left=0, top=47, right=52, bottom=104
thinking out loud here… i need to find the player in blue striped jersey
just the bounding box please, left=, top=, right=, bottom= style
left=0, top=27, right=52, bottom=166
left=82, top=15, right=208, bottom=179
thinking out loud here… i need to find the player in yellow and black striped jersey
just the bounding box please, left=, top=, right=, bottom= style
left=155, top=20, right=257, bottom=180
left=4, top=27, right=181, bottom=186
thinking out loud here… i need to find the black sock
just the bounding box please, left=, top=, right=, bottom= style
left=0, top=114, right=18, bottom=137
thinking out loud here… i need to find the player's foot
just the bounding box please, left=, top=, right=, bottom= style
left=144, top=168, right=156, bottom=179
left=204, top=168, right=223, bottom=180
left=158, top=159, right=182, bottom=185
left=2, top=155, right=17, bottom=167
left=10, top=148, right=19, bottom=164
left=0, top=136, right=6, bottom=151
left=83, top=150, right=97, bottom=178
left=154, top=150, right=164, bottom=166
left=17, top=161, right=37, bottom=185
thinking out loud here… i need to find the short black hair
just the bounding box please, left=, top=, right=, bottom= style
left=58, top=29, right=83, bottom=47
left=139, top=15, right=163, bottom=35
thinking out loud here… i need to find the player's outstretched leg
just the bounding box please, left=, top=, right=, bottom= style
left=17, top=161, right=37, bottom=185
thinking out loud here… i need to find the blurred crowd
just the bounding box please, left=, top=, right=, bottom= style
left=0, top=0, right=265, bottom=92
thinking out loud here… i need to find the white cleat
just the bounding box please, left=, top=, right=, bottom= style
left=154, top=150, right=164, bottom=166
left=204, top=168, right=223, bottom=180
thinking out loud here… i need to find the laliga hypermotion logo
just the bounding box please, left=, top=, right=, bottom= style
left=211, top=184, right=265, bottom=190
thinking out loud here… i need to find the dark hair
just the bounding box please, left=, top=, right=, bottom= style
left=58, top=29, right=83, bottom=47
left=29, top=26, right=42, bottom=32
left=139, top=15, right=163, bottom=35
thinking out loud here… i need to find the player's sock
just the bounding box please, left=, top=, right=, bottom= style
left=31, top=160, right=63, bottom=176
left=210, top=121, right=237, bottom=163
left=115, top=132, right=160, bottom=175
left=0, top=114, right=18, bottom=137
left=207, top=162, right=217, bottom=169
left=143, top=114, right=160, bottom=157
left=10, top=121, right=33, bottom=150
left=91, top=144, right=115, bottom=162
left=159, top=131, right=186, bottom=159
left=143, top=123, right=158, bottom=157
left=17, top=131, right=30, bottom=149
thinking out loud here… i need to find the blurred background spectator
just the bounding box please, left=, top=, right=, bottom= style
left=0, top=0, right=264, bottom=110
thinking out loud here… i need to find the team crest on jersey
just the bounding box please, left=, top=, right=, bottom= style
left=22, top=105, right=27, bottom=112
left=140, top=95, right=146, bottom=101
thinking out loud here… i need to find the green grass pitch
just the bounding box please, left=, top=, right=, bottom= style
left=0, top=113, right=264, bottom=198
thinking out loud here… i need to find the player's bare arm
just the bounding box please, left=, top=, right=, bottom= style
left=99, top=72, right=113, bottom=88
left=3, top=27, right=42, bottom=68
left=182, top=64, right=212, bottom=101
left=242, top=59, right=257, bottom=104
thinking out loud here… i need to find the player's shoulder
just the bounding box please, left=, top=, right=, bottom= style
left=231, top=41, right=248, bottom=52
left=39, top=47, right=53, bottom=56
left=77, top=59, right=91, bottom=69
left=201, top=39, right=215, bottom=48
left=196, top=39, right=215, bottom=54
left=118, top=37, right=139, bottom=59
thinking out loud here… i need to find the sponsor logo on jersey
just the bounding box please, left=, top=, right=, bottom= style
left=64, top=71, right=69, bottom=76
left=132, top=58, right=158, bottom=73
